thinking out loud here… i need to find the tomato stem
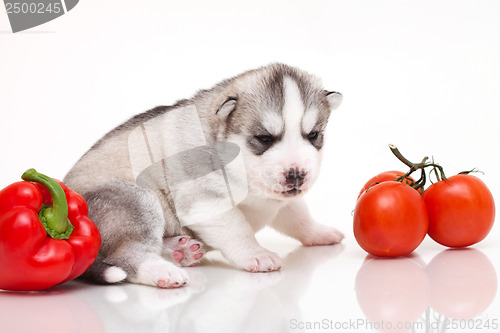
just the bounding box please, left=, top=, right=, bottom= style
left=459, top=168, right=483, bottom=175
left=388, top=144, right=414, bottom=168
left=388, top=144, right=449, bottom=190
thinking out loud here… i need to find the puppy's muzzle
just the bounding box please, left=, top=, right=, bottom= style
left=284, top=168, right=306, bottom=187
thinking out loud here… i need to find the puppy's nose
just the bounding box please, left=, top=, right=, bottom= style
left=285, top=168, right=306, bottom=187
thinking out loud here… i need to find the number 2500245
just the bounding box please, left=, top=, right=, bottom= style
left=5, top=2, right=62, bottom=14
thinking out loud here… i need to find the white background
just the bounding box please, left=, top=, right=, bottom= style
left=1, top=1, right=500, bottom=332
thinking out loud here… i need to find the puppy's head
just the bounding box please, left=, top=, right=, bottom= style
left=215, top=64, right=342, bottom=200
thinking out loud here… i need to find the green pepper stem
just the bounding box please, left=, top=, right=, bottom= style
left=21, top=168, right=73, bottom=239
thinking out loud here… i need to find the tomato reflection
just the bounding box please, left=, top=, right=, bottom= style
left=427, top=248, right=497, bottom=319
left=355, top=254, right=430, bottom=333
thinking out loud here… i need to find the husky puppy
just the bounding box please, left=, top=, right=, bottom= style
left=64, top=63, right=344, bottom=288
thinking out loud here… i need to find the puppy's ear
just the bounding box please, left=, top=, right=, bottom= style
left=325, top=91, right=343, bottom=111
left=217, top=97, right=238, bottom=120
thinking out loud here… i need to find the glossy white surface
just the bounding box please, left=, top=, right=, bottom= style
left=1, top=229, right=498, bottom=333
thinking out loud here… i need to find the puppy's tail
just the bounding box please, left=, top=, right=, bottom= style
left=79, top=258, right=127, bottom=284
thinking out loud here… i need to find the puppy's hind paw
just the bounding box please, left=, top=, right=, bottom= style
left=133, top=259, right=189, bottom=289
left=164, top=235, right=206, bottom=267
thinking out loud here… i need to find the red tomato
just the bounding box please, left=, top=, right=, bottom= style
left=357, top=170, right=421, bottom=199
left=422, top=174, right=495, bottom=248
left=353, top=181, right=429, bottom=257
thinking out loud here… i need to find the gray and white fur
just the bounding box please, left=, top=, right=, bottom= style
left=64, top=63, right=344, bottom=288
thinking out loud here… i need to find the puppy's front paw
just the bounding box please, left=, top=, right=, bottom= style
left=301, top=225, right=344, bottom=246
left=232, top=249, right=283, bottom=273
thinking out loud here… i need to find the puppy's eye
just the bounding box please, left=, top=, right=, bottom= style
left=307, top=131, right=319, bottom=140
left=255, top=135, right=274, bottom=144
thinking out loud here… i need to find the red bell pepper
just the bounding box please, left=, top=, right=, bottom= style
left=0, top=169, right=101, bottom=291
